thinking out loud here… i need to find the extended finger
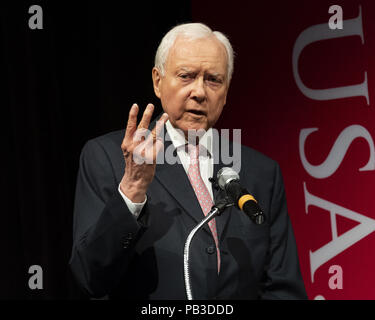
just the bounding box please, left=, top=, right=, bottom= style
left=146, top=112, right=168, bottom=146
left=154, top=113, right=169, bottom=140
left=124, top=104, right=139, bottom=143
left=137, top=104, right=154, bottom=130
left=145, top=114, right=168, bottom=159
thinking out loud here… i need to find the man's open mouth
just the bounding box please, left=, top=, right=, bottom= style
left=187, top=109, right=206, bottom=116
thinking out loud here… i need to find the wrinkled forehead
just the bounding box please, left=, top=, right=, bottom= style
left=166, top=35, right=228, bottom=73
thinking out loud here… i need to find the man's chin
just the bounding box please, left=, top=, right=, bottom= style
left=169, top=120, right=206, bottom=140
left=181, top=123, right=208, bottom=134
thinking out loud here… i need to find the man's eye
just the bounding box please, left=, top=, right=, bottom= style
left=179, top=74, right=191, bottom=80
left=207, top=77, right=221, bottom=84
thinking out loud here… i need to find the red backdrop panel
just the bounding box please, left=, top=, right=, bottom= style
left=192, top=0, right=375, bottom=299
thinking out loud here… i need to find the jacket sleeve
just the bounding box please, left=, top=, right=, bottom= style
left=69, top=139, right=149, bottom=298
left=259, top=163, right=308, bottom=300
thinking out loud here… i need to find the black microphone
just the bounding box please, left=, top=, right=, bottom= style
left=216, top=167, right=265, bottom=225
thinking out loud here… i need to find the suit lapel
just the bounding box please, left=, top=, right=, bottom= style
left=150, top=116, right=237, bottom=240
left=154, top=138, right=213, bottom=237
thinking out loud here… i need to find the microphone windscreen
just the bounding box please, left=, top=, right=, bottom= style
left=217, top=167, right=239, bottom=190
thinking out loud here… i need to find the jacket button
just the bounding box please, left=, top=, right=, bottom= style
left=122, top=239, right=130, bottom=249
left=126, top=232, right=133, bottom=240
left=206, top=246, right=216, bottom=254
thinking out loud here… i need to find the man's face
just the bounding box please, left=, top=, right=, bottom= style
left=152, top=36, right=229, bottom=136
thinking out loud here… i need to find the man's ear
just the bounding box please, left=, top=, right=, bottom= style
left=152, top=67, right=162, bottom=99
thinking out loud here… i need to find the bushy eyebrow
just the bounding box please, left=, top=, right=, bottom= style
left=207, top=72, right=224, bottom=78
left=176, top=67, right=195, bottom=73
left=177, top=68, right=224, bottom=77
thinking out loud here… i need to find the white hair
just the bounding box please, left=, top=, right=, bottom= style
left=154, top=23, right=234, bottom=83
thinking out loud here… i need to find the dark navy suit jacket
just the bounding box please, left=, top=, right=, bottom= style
left=69, top=121, right=307, bottom=300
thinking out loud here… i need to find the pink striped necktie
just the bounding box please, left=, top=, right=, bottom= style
left=187, top=144, right=220, bottom=273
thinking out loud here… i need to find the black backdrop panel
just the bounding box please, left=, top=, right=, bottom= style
left=1, top=1, right=191, bottom=299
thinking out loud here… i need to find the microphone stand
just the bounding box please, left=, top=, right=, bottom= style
left=183, top=197, right=234, bottom=300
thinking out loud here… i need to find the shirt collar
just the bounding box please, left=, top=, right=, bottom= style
left=165, top=120, right=213, bottom=158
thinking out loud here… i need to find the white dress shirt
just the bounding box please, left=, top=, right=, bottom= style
left=118, top=120, right=214, bottom=217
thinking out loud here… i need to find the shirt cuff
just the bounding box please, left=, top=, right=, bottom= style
left=118, top=184, right=147, bottom=218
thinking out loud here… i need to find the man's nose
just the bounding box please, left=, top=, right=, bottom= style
left=191, top=77, right=206, bottom=103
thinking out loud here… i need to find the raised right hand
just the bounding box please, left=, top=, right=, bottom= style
left=120, top=103, right=168, bottom=203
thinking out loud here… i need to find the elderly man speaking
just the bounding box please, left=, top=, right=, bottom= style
left=69, top=23, right=307, bottom=300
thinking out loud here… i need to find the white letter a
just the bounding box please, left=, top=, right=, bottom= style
left=28, top=5, right=43, bottom=30
left=28, top=265, right=43, bottom=290
left=329, top=5, right=343, bottom=30
left=304, top=182, right=375, bottom=282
